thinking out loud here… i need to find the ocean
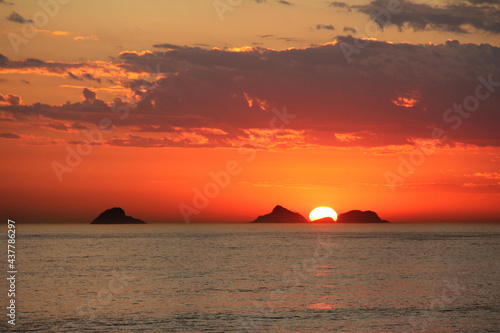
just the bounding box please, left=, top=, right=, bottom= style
left=2, top=223, right=499, bottom=332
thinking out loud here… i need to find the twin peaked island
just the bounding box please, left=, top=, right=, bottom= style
left=91, top=206, right=389, bottom=224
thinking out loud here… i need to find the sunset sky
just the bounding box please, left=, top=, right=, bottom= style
left=1, top=0, right=499, bottom=223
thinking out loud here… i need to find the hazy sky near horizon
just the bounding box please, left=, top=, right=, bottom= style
left=1, top=0, right=500, bottom=223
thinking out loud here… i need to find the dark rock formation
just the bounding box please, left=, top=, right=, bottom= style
left=311, top=217, right=335, bottom=223
left=91, top=207, right=145, bottom=224
left=252, top=205, right=308, bottom=223
left=337, top=210, right=389, bottom=223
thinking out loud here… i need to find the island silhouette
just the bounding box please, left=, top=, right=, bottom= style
left=251, top=205, right=309, bottom=223
left=338, top=210, right=389, bottom=223
left=91, top=207, right=146, bottom=224
left=251, top=205, right=389, bottom=223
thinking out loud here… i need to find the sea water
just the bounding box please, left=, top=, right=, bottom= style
left=2, top=223, right=499, bottom=332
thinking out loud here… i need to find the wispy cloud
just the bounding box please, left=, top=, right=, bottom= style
left=0, top=133, right=20, bottom=139
left=6, top=11, right=32, bottom=24
left=74, top=35, right=99, bottom=41
left=316, top=24, right=335, bottom=30
left=329, top=1, right=351, bottom=11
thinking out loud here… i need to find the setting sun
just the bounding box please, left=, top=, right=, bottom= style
left=309, top=207, right=338, bottom=222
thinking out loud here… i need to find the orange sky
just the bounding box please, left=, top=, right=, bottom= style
left=1, top=0, right=499, bottom=223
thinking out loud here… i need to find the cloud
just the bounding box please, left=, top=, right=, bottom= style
left=0, top=54, right=8, bottom=66
left=48, top=121, right=71, bottom=132
left=1, top=53, right=85, bottom=74
left=355, top=0, right=500, bottom=34
left=343, top=26, right=357, bottom=33
left=82, top=88, right=96, bottom=102
left=46, top=121, right=87, bottom=132
left=0, top=53, right=147, bottom=82
left=329, top=1, right=351, bottom=11
left=392, top=96, right=419, bottom=108
left=73, top=35, right=99, bottom=41
left=106, top=40, right=500, bottom=148
left=38, top=30, right=70, bottom=36
left=105, top=133, right=218, bottom=148
left=102, top=128, right=306, bottom=150
left=83, top=73, right=101, bottom=83
left=276, top=36, right=299, bottom=42
left=469, top=172, right=500, bottom=180
left=329, top=1, right=349, bottom=8
left=464, top=0, right=500, bottom=5
left=254, top=0, right=294, bottom=5
left=71, top=122, right=88, bottom=130
left=0, top=93, right=22, bottom=106
left=153, top=43, right=189, bottom=50
left=335, top=132, right=365, bottom=142
left=6, top=11, right=33, bottom=24
left=1, top=39, right=499, bottom=150
left=316, top=24, right=335, bottom=30
left=67, top=72, right=82, bottom=80
left=255, top=35, right=299, bottom=42
left=0, top=133, right=20, bottom=139
left=49, top=30, right=69, bottom=36
left=66, top=71, right=101, bottom=83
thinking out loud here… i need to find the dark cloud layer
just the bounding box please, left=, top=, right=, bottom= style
left=1, top=38, right=499, bottom=149
left=0, top=53, right=86, bottom=74
left=356, top=0, right=500, bottom=34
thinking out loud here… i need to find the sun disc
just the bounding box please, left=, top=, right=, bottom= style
left=309, top=206, right=338, bottom=221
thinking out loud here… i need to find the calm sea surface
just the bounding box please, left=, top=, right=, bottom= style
left=2, top=223, right=499, bottom=332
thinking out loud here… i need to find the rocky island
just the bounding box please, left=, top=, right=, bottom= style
left=311, top=217, right=335, bottom=223
left=91, top=207, right=146, bottom=224
left=251, top=205, right=308, bottom=223
left=337, top=210, right=389, bottom=223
